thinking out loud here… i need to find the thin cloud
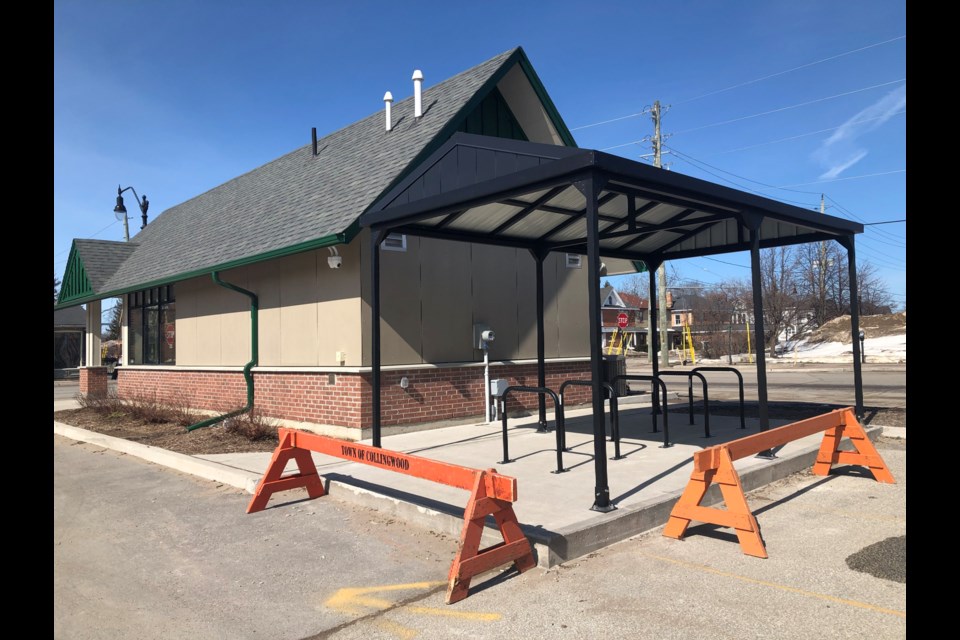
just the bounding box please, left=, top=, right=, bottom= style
left=813, top=84, right=906, bottom=178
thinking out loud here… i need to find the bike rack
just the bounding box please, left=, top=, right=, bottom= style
left=655, top=370, right=711, bottom=438
left=692, top=366, right=746, bottom=430
left=498, top=386, right=567, bottom=473
left=558, top=379, right=622, bottom=460
left=612, top=374, right=672, bottom=448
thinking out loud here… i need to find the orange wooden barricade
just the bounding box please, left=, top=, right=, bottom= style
left=247, top=428, right=535, bottom=603
left=663, top=407, right=894, bottom=558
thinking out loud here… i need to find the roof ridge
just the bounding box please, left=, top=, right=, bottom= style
left=134, top=48, right=521, bottom=225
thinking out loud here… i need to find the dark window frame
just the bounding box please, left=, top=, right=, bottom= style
left=127, top=285, right=176, bottom=365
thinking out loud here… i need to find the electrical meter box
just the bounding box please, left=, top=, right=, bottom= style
left=490, top=378, right=508, bottom=397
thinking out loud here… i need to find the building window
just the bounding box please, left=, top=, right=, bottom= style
left=382, top=232, right=407, bottom=252
left=674, top=314, right=681, bottom=326
left=566, top=254, right=582, bottom=269
left=127, top=285, right=175, bottom=365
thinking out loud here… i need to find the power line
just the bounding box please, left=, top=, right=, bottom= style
left=665, top=146, right=906, bottom=259
left=706, top=110, right=905, bottom=157
left=864, top=219, right=905, bottom=225
left=571, top=111, right=647, bottom=131
left=569, top=35, right=906, bottom=131
left=673, top=35, right=906, bottom=105
left=672, top=79, right=905, bottom=136
left=703, top=256, right=751, bottom=269
left=774, top=170, right=905, bottom=188
left=824, top=195, right=905, bottom=243
left=665, top=144, right=821, bottom=196
left=665, top=146, right=822, bottom=208
left=53, top=219, right=123, bottom=267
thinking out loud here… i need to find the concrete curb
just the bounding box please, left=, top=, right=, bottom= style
left=54, top=419, right=886, bottom=568
left=881, top=426, right=906, bottom=440
left=54, top=422, right=263, bottom=494
left=535, top=424, right=883, bottom=567
left=52, top=422, right=471, bottom=539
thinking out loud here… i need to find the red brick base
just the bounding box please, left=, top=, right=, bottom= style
left=117, top=361, right=593, bottom=430
left=79, top=366, right=109, bottom=397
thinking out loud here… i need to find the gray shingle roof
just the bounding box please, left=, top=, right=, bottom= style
left=74, top=239, right=140, bottom=292
left=54, top=306, right=86, bottom=328
left=97, top=48, right=520, bottom=293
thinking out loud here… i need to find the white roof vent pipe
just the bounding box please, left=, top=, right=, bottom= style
left=412, top=69, right=423, bottom=118
left=383, top=91, right=394, bottom=131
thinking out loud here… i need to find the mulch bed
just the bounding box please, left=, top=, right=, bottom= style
left=54, top=408, right=279, bottom=455
left=55, top=400, right=904, bottom=458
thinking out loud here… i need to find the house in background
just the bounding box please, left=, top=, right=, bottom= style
left=600, top=283, right=647, bottom=351
left=55, top=47, right=642, bottom=438
left=54, top=306, right=86, bottom=377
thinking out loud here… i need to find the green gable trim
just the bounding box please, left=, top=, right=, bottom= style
left=54, top=228, right=355, bottom=310
left=457, top=87, right=528, bottom=141
left=631, top=260, right=648, bottom=273
left=57, top=243, right=94, bottom=306
left=363, top=47, right=575, bottom=225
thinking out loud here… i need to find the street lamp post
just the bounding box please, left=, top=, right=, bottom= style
left=113, top=185, right=150, bottom=242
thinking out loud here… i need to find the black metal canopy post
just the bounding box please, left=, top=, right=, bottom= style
left=747, top=223, right=773, bottom=458
left=370, top=228, right=388, bottom=448
left=648, top=259, right=661, bottom=416
left=578, top=172, right=614, bottom=512
left=531, top=248, right=549, bottom=432
left=840, top=235, right=865, bottom=420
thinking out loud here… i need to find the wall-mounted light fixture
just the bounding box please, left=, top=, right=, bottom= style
left=327, top=246, right=342, bottom=269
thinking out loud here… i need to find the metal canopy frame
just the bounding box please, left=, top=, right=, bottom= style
left=360, top=133, right=865, bottom=512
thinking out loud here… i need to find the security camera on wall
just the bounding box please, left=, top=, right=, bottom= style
left=327, top=256, right=342, bottom=269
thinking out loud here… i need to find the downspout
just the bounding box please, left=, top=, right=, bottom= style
left=185, top=271, right=258, bottom=431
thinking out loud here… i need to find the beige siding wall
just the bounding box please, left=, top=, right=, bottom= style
left=175, top=241, right=363, bottom=367
left=360, top=228, right=588, bottom=366
left=173, top=229, right=590, bottom=368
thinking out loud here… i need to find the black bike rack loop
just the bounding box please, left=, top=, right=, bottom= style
left=692, top=366, right=746, bottom=430
left=612, top=374, right=672, bottom=448
left=498, top=386, right=567, bottom=473
left=558, top=379, right=623, bottom=460
left=654, top=370, right=711, bottom=438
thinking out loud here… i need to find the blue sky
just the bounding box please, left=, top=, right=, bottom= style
left=54, top=0, right=906, bottom=315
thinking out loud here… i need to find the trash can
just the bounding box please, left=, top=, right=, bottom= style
left=603, top=354, right=628, bottom=397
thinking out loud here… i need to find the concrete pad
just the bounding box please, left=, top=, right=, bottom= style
left=195, top=401, right=881, bottom=568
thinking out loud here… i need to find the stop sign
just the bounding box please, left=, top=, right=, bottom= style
left=617, top=312, right=629, bottom=329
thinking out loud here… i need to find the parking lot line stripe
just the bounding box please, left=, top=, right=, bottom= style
left=642, top=553, right=906, bottom=618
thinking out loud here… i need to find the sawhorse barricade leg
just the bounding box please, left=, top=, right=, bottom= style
left=663, top=408, right=895, bottom=558
left=812, top=408, right=895, bottom=483
left=246, top=430, right=325, bottom=514
left=245, top=430, right=535, bottom=604
left=446, top=469, right=536, bottom=604
left=662, top=447, right=767, bottom=557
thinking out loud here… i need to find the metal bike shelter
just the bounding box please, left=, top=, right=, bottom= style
left=359, top=133, right=865, bottom=512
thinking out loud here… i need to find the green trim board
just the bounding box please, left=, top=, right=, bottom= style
left=54, top=230, right=352, bottom=310
left=57, top=243, right=93, bottom=305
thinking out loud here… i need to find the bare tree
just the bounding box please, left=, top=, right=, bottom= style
left=54, top=275, right=61, bottom=305
left=105, top=299, right=123, bottom=340
left=759, top=246, right=801, bottom=357
left=857, top=261, right=895, bottom=315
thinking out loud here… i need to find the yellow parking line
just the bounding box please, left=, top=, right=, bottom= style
left=643, top=553, right=905, bottom=618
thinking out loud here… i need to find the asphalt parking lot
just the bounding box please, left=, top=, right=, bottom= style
left=54, top=434, right=905, bottom=639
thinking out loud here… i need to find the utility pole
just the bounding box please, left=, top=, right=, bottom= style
left=652, top=100, right=670, bottom=369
